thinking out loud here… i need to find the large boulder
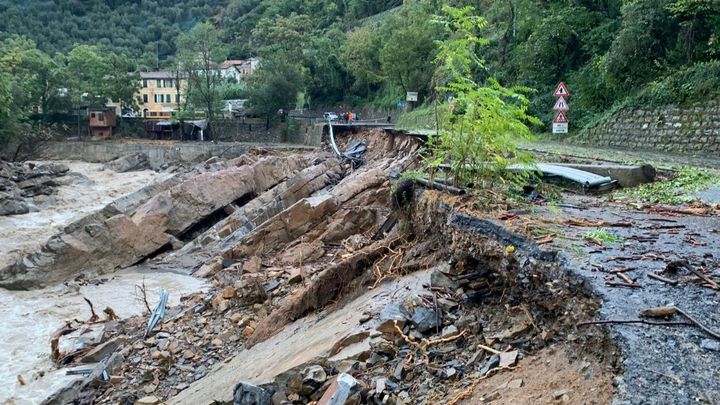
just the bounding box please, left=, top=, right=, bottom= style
left=0, top=193, right=29, bottom=216
left=0, top=155, right=311, bottom=289
left=103, top=152, right=151, bottom=172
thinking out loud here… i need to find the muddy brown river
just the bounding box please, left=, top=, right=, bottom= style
left=0, top=161, right=207, bottom=404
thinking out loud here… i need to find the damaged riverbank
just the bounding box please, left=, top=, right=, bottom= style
left=2, top=129, right=719, bottom=404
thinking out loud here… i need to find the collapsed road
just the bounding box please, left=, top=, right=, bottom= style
left=1, top=128, right=718, bottom=405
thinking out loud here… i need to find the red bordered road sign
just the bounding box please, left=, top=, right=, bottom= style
left=552, top=82, right=570, bottom=97
left=553, top=111, right=569, bottom=124
left=553, top=96, right=569, bottom=111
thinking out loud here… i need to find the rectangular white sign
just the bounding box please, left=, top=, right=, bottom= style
left=406, top=92, right=418, bottom=102
left=552, top=123, right=568, bottom=134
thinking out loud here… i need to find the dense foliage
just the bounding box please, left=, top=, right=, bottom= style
left=427, top=5, right=538, bottom=187
left=0, top=0, right=225, bottom=69
left=0, top=37, right=139, bottom=148
left=1, top=0, right=718, bottom=133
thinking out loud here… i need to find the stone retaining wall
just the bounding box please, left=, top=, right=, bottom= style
left=35, top=141, right=316, bottom=170
left=581, top=100, right=720, bottom=153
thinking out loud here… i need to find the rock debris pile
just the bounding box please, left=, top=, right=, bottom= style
left=0, top=160, right=70, bottom=215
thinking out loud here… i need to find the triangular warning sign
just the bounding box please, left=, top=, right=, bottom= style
left=552, top=82, right=570, bottom=97
left=553, top=111, right=569, bottom=124
left=553, top=96, right=569, bottom=111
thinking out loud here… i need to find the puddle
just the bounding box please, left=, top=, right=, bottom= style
left=0, top=269, right=207, bottom=404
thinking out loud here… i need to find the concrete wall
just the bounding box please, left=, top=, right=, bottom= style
left=35, top=141, right=316, bottom=170
left=581, top=100, right=720, bottom=153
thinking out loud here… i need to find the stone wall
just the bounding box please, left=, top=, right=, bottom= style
left=580, top=100, right=720, bottom=153
left=35, top=141, right=316, bottom=170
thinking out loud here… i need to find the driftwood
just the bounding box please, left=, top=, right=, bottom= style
left=605, top=281, right=643, bottom=289
left=579, top=306, right=720, bottom=342
left=647, top=272, right=679, bottom=286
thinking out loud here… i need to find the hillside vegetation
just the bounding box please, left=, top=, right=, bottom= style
left=0, top=0, right=718, bottom=132
left=0, top=0, right=226, bottom=68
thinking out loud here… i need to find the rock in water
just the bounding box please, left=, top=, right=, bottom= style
left=103, top=152, right=151, bottom=172
left=0, top=194, right=29, bottom=216
left=233, top=381, right=273, bottom=405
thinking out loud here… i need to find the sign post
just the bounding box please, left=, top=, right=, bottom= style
left=406, top=91, right=418, bottom=112
left=552, top=82, right=570, bottom=134
left=552, top=111, right=569, bottom=134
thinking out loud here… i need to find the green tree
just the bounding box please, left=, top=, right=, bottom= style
left=245, top=55, right=304, bottom=129
left=176, top=22, right=228, bottom=133
left=378, top=4, right=438, bottom=101
left=105, top=51, right=140, bottom=111
left=428, top=5, right=539, bottom=187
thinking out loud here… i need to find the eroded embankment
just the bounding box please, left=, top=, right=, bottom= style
left=28, top=129, right=619, bottom=405
left=166, top=190, right=619, bottom=405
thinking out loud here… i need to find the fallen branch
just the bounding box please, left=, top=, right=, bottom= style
left=616, top=272, right=637, bottom=286
left=647, top=272, right=678, bottom=286
left=640, top=307, right=677, bottom=318
left=477, top=344, right=501, bottom=355
left=563, top=218, right=632, bottom=227
left=135, top=279, right=152, bottom=314
left=674, top=307, right=720, bottom=341
left=685, top=265, right=720, bottom=290
left=609, top=266, right=637, bottom=274
left=83, top=297, right=99, bottom=323
left=577, top=319, right=693, bottom=327
left=424, top=331, right=466, bottom=346
left=445, top=364, right=518, bottom=405
left=605, top=281, right=643, bottom=289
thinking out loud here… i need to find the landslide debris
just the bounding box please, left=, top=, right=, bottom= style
left=36, top=129, right=618, bottom=405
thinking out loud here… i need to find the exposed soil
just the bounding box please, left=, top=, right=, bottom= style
left=463, top=346, right=615, bottom=404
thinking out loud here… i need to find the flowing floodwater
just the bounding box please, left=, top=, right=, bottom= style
left=0, top=161, right=172, bottom=269
left=0, top=161, right=207, bottom=404
left=0, top=270, right=207, bottom=404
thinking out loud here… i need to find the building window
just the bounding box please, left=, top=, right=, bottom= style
left=164, top=79, right=173, bottom=88
left=156, top=79, right=161, bottom=87
left=166, top=94, right=171, bottom=103
left=176, top=94, right=180, bottom=103
left=98, top=112, right=105, bottom=121
left=143, top=79, right=148, bottom=88
left=154, top=94, right=162, bottom=103
left=90, top=113, right=96, bottom=118
left=143, top=94, right=148, bottom=103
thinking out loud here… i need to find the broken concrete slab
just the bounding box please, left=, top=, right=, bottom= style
left=551, top=163, right=656, bottom=188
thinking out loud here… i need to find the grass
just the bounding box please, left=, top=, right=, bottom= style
left=395, top=105, right=442, bottom=131
left=583, top=228, right=623, bottom=245
left=614, top=166, right=719, bottom=205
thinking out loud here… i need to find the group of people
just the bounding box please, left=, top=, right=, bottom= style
left=340, top=111, right=359, bottom=123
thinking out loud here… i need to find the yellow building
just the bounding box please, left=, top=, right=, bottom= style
left=136, top=72, right=187, bottom=119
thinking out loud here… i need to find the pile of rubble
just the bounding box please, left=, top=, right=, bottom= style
left=0, top=160, right=70, bottom=215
